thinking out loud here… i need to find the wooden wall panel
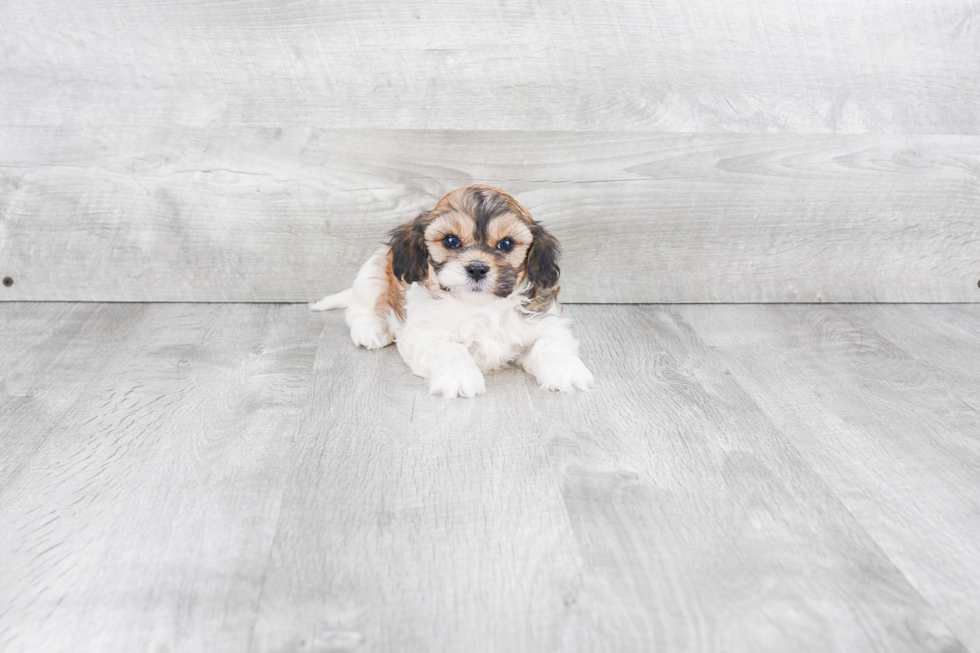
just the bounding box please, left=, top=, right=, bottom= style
left=1, top=0, right=978, bottom=133
left=2, top=128, right=977, bottom=302
left=1, top=0, right=978, bottom=302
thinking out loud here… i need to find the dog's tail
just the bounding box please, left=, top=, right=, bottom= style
left=309, top=288, right=353, bottom=311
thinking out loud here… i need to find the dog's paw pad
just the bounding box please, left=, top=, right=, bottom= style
left=429, top=363, right=486, bottom=399
left=536, top=357, right=594, bottom=393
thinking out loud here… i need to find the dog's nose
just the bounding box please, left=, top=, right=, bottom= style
left=465, top=261, right=490, bottom=281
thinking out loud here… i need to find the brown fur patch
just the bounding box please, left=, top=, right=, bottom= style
left=424, top=212, right=476, bottom=261
left=434, top=185, right=533, bottom=223
left=378, top=251, right=408, bottom=321
left=486, top=214, right=533, bottom=272
left=486, top=213, right=532, bottom=245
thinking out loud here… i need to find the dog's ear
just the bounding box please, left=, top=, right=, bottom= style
left=389, top=211, right=430, bottom=283
left=525, top=222, right=561, bottom=290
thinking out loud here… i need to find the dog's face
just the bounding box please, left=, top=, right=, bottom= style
left=389, top=185, right=560, bottom=303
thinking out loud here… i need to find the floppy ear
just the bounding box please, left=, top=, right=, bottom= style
left=389, top=212, right=430, bottom=283
left=525, top=222, right=561, bottom=289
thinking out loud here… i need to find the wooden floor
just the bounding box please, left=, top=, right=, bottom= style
left=1, top=302, right=978, bottom=653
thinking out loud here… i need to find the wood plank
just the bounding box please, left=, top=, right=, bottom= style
left=681, top=304, right=980, bottom=651
left=848, top=304, right=980, bottom=403
left=2, top=128, right=978, bottom=303
left=0, top=304, right=322, bottom=652
left=1, top=0, right=977, bottom=133
left=0, top=303, right=147, bottom=493
left=524, top=305, right=966, bottom=652
left=248, top=317, right=586, bottom=652
left=2, top=303, right=977, bottom=651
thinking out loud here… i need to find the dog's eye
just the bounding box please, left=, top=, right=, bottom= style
left=496, top=238, right=515, bottom=253
left=443, top=235, right=461, bottom=249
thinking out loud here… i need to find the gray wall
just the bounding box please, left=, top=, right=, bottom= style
left=1, top=0, right=978, bottom=302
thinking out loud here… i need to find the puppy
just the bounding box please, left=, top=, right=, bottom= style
left=311, top=185, right=593, bottom=398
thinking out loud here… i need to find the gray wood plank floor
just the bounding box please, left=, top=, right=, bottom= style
left=1, top=303, right=978, bottom=653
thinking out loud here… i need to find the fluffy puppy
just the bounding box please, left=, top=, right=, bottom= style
left=311, top=185, right=593, bottom=398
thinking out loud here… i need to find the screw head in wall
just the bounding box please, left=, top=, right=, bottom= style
left=2, top=277, right=12, bottom=287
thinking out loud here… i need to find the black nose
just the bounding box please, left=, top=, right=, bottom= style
left=465, top=261, right=490, bottom=281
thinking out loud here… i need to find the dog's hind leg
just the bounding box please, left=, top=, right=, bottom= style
left=343, top=248, right=397, bottom=349
left=309, top=288, right=353, bottom=311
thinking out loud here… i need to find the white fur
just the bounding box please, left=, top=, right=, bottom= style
left=309, top=288, right=352, bottom=311
left=434, top=260, right=473, bottom=292
left=337, top=248, right=395, bottom=350
left=311, top=248, right=593, bottom=398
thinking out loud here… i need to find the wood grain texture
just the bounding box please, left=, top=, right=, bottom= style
left=531, top=306, right=967, bottom=652
left=0, top=303, right=322, bottom=653
left=248, top=320, right=584, bottom=653
left=3, top=302, right=980, bottom=651
left=3, top=0, right=978, bottom=303
left=681, top=303, right=980, bottom=651
left=1, top=0, right=978, bottom=134
left=2, top=128, right=978, bottom=303
left=0, top=303, right=147, bottom=494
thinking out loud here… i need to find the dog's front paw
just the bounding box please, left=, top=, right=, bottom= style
left=535, top=356, right=594, bottom=393
left=429, top=361, right=486, bottom=399
left=349, top=318, right=393, bottom=350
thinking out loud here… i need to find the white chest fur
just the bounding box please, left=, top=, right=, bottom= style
left=396, top=283, right=550, bottom=372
